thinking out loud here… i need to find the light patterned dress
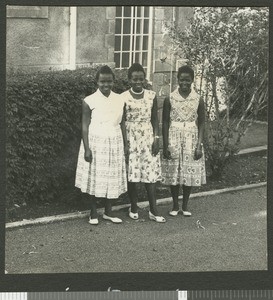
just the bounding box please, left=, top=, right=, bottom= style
left=161, top=88, right=206, bottom=186
left=75, top=89, right=127, bottom=199
left=122, top=89, right=161, bottom=183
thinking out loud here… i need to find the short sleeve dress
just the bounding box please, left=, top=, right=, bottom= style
left=161, top=88, right=206, bottom=186
left=75, top=89, right=127, bottom=199
left=122, top=89, right=161, bottom=183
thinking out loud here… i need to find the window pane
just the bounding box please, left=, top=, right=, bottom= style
left=124, top=6, right=131, bottom=17
left=134, top=52, right=140, bottom=64
left=116, top=6, right=122, bottom=17
left=136, top=19, right=141, bottom=34
left=144, top=6, right=149, bottom=17
left=123, top=19, right=131, bottom=34
left=142, top=52, right=148, bottom=67
left=142, top=36, right=148, bottom=50
left=115, top=19, right=121, bottom=34
left=137, top=6, right=142, bottom=17
left=135, top=36, right=141, bottom=50
left=123, top=36, right=131, bottom=51
left=115, top=36, right=121, bottom=51
left=122, top=52, right=130, bottom=68
left=144, top=19, right=149, bottom=33
left=114, top=53, right=120, bottom=68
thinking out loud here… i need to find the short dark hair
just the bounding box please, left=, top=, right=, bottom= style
left=177, top=65, right=194, bottom=80
left=128, top=63, right=146, bottom=79
left=95, top=65, right=115, bottom=81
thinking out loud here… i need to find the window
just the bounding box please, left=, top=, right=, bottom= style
left=114, top=6, right=153, bottom=78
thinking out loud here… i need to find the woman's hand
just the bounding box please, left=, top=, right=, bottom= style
left=194, top=144, right=203, bottom=160
left=152, top=138, right=159, bottom=156
left=84, top=148, right=92, bottom=163
left=163, top=147, right=172, bottom=160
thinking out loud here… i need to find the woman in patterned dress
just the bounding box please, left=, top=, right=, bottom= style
left=75, top=65, right=127, bottom=225
left=162, top=65, right=206, bottom=216
left=122, top=63, right=166, bottom=223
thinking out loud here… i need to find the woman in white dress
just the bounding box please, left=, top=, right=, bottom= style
left=75, top=66, right=127, bottom=225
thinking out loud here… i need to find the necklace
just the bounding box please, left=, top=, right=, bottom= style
left=130, top=87, right=144, bottom=95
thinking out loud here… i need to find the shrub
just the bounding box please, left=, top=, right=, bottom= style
left=6, top=67, right=132, bottom=215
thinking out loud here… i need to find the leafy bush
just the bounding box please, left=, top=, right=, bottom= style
left=6, top=67, right=132, bottom=215
left=167, top=7, right=269, bottom=177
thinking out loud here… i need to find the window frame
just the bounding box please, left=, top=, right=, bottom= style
left=114, top=6, right=153, bottom=80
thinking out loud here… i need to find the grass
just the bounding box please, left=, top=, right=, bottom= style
left=239, top=121, right=267, bottom=149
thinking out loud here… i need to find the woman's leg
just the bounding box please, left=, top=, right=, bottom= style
left=104, top=199, right=122, bottom=223
left=170, top=185, right=180, bottom=211
left=128, top=182, right=138, bottom=213
left=145, top=183, right=159, bottom=216
left=182, top=185, right=192, bottom=211
left=104, top=198, right=112, bottom=216
left=89, top=195, right=98, bottom=219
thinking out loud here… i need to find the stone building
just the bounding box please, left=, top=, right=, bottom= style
left=6, top=6, right=193, bottom=100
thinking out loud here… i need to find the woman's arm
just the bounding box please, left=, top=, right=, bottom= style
left=162, top=97, right=171, bottom=159
left=194, top=97, right=205, bottom=160
left=82, top=99, right=92, bottom=162
left=151, top=96, right=160, bottom=156
left=120, top=103, right=129, bottom=163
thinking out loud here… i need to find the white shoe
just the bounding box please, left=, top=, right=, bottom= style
left=182, top=210, right=192, bottom=217
left=149, top=211, right=166, bottom=223
left=88, top=217, right=99, bottom=225
left=169, top=210, right=180, bottom=216
left=129, top=207, right=139, bottom=220
left=103, top=214, right=122, bottom=224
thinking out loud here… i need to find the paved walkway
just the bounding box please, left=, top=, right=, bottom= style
left=5, top=186, right=267, bottom=273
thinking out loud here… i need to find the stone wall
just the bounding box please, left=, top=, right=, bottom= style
left=6, top=6, right=70, bottom=73
left=76, top=6, right=115, bottom=68
left=6, top=6, right=115, bottom=72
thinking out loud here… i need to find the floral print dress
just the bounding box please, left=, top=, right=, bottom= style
left=122, top=89, right=161, bottom=183
left=161, top=88, right=206, bottom=186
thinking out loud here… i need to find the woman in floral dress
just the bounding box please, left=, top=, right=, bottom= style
left=122, top=63, right=165, bottom=223
left=162, top=65, right=206, bottom=216
left=75, top=65, right=127, bottom=225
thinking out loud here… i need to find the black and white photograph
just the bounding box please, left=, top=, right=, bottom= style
left=3, top=3, right=270, bottom=286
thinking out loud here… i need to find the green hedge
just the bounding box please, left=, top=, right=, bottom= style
left=6, top=67, right=135, bottom=214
